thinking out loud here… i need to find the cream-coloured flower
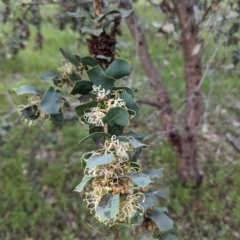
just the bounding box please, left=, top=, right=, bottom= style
left=104, top=97, right=126, bottom=112
left=84, top=107, right=106, bottom=126
left=58, top=59, right=74, bottom=74
left=92, top=85, right=111, bottom=101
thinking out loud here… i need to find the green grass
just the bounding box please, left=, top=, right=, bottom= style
left=1, top=2, right=240, bottom=240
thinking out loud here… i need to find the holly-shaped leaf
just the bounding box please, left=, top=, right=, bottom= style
left=143, top=168, right=164, bottom=179
left=81, top=56, right=99, bottom=67
left=71, top=80, right=93, bottom=95
left=50, top=113, right=64, bottom=129
left=60, top=48, right=80, bottom=67
left=107, top=124, right=125, bottom=136
left=131, top=148, right=142, bottom=162
left=87, top=65, right=115, bottom=91
left=96, top=55, right=111, bottom=62
left=154, top=187, right=169, bottom=199
left=86, top=152, right=114, bottom=169
left=20, top=105, right=40, bottom=120
left=105, top=59, right=130, bottom=79
left=123, top=173, right=152, bottom=188
left=128, top=138, right=147, bottom=148
left=120, top=92, right=140, bottom=115
left=96, top=9, right=133, bottom=22
left=89, top=126, right=104, bottom=134
left=112, top=87, right=135, bottom=97
left=67, top=8, right=93, bottom=19
left=69, top=72, right=82, bottom=84
left=96, top=193, right=120, bottom=222
left=81, top=27, right=103, bottom=36
left=138, top=192, right=157, bottom=209
left=148, top=208, right=173, bottom=232
left=123, top=131, right=147, bottom=141
left=40, top=87, right=62, bottom=114
left=13, top=85, right=44, bottom=95
left=74, top=175, right=93, bottom=192
left=75, top=100, right=98, bottom=118
left=79, top=132, right=111, bottom=144
left=103, top=107, right=129, bottom=126
left=38, top=70, right=59, bottom=82
left=116, top=136, right=129, bottom=142
left=160, top=233, right=178, bottom=240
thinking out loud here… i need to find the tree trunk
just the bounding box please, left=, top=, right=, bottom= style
left=119, top=0, right=204, bottom=186
left=172, top=0, right=203, bottom=187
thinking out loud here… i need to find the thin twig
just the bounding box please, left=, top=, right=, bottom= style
left=93, top=0, right=101, bottom=15
left=136, top=98, right=159, bottom=107
left=0, top=110, right=18, bottom=121
left=114, top=229, right=119, bottom=240
left=104, top=123, right=108, bottom=133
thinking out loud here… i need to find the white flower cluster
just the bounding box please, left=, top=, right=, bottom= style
left=92, top=85, right=111, bottom=101
left=82, top=136, right=145, bottom=226
left=83, top=86, right=128, bottom=127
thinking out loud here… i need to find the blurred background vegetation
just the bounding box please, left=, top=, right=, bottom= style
left=0, top=0, right=240, bottom=239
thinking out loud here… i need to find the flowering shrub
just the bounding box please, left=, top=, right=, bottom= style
left=13, top=6, right=177, bottom=239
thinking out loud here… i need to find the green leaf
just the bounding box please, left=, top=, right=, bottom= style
left=103, top=19, right=115, bottom=32
left=13, top=85, right=44, bottom=95
left=105, top=59, right=130, bottom=79
left=123, top=173, right=152, bottom=188
left=123, top=132, right=147, bottom=141
left=86, top=152, right=114, bottom=168
left=160, top=233, right=178, bottom=240
left=79, top=132, right=111, bottom=144
left=117, top=9, right=133, bottom=17
left=108, top=124, right=124, bottom=136
left=62, top=98, right=70, bottom=110
left=120, top=92, right=140, bottom=115
left=157, top=207, right=169, bottom=214
left=40, top=87, right=62, bottom=114
left=112, top=87, right=135, bottom=97
left=67, top=8, right=93, bottom=19
left=81, top=56, right=99, bottom=67
left=109, top=222, right=133, bottom=230
left=21, top=105, right=40, bottom=120
left=96, top=193, right=120, bottom=222
left=89, top=126, right=104, bottom=134
left=131, top=148, right=142, bottom=162
left=129, top=162, right=142, bottom=172
left=138, top=192, right=157, bottom=209
left=75, top=101, right=98, bottom=118
left=38, top=70, right=59, bottom=82
left=96, top=55, right=111, bottom=62
left=87, top=66, right=115, bottom=91
left=81, top=27, right=103, bottom=36
left=154, top=187, right=169, bottom=199
left=69, top=72, right=82, bottom=84
left=60, top=48, right=80, bottom=67
left=53, top=76, right=61, bottom=86
left=131, top=215, right=144, bottom=225
left=143, top=168, right=163, bottom=179
left=74, top=175, right=93, bottom=192
left=128, top=138, right=147, bottom=148
left=71, top=80, right=93, bottom=95
left=148, top=208, right=173, bottom=232
left=96, top=9, right=133, bottom=22
left=103, top=107, right=129, bottom=126
left=82, top=151, right=93, bottom=160
left=116, top=136, right=129, bottom=142
left=117, top=40, right=131, bottom=48
left=50, top=113, right=64, bottom=129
